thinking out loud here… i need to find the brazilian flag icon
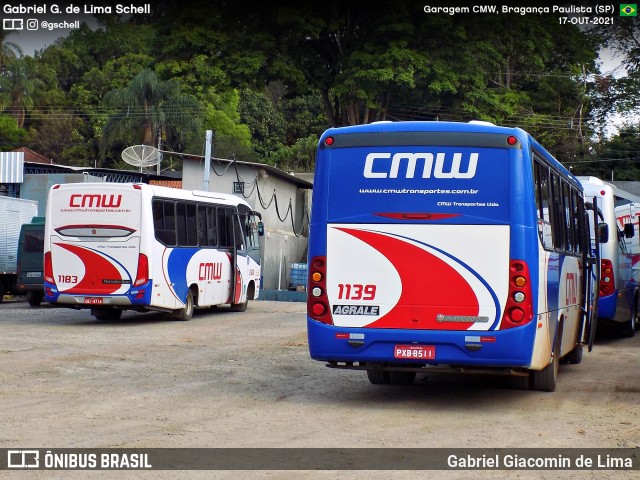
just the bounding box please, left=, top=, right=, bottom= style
left=620, top=4, right=637, bottom=16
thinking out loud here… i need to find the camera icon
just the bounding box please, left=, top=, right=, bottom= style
left=26, top=19, right=39, bottom=30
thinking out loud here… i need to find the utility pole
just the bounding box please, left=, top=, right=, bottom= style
left=203, top=130, right=213, bottom=191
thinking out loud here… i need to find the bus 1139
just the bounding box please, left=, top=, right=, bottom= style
left=44, top=183, right=263, bottom=321
left=307, top=121, right=599, bottom=392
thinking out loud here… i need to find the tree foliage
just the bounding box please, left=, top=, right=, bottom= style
left=0, top=3, right=637, bottom=176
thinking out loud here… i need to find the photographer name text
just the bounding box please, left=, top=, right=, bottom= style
left=3, top=3, right=151, bottom=15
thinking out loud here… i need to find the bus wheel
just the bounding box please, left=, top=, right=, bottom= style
left=621, top=313, right=636, bottom=338
left=565, top=344, right=583, bottom=365
left=531, top=331, right=561, bottom=392
left=366, top=369, right=390, bottom=385
left=27, top=291, right=43, bottom=307
left=94, top=308, right=122, bottom=321
left=510, top=374, right=530, bottom=390
left=175, top=290, right=194, bottom=321
left=0, top=283, right=5, bottom=303
left=230, top=299, right=248, bottom=312
left=388, top=371, right=416, bottom=385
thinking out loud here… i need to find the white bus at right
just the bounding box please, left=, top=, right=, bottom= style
left=578, top=176, right=640, bottom=337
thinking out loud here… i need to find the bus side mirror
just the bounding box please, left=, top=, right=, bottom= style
left=598, top=223, right=609, bottom=243
left=257, top=222, right=264, bottom=236
left=624, top=223, right=635, bottom=238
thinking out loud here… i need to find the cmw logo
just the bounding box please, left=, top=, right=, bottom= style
left=364, top=152, right=479, bottom=179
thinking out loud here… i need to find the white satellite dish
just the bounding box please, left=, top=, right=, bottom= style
left=121, top=145, right=162, bottom=172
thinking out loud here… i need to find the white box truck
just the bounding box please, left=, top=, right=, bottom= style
left=0, top=196, right=38, bottom=302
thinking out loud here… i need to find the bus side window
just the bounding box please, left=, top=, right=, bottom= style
left=551, top=173, right=566, bottom=251
left=176, top=202, right=187, bottom=246
left=572, top=190, right=582, bottom=255
left=206, top=206, right=218, bottom=247
left=197, top=205, right=207, bottom=247
left=234, top=215, right=245, bottom=250
left=534, top=159, right=554, bottom=250
left=217, top=208, right=233, bottom=248
left=185, top=203, right=197, bottom=246
left=153, top=200, right=177, bottom=246
left=245, top=215, right=260, bottom=249
left=563, top=182, right=574, bottom=253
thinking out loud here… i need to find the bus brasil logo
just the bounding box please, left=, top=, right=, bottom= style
left=364, top=152, right=479, bottom=179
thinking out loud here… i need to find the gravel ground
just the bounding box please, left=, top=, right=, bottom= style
left=0, top=298, right=638, bottom=479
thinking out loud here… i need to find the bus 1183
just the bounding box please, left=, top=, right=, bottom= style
left=307, top=121, right=599, bottom=392
left=44, top=183, right=263, bottom=321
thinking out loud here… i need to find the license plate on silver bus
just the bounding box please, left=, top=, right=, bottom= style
left=84, top=297, right=104, bottom=305
left=394, top=345, right=435, bottom=360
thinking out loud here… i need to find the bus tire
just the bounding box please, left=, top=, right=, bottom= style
left=366, top=369, right=389, bottom=385
left=510, top=374, right=530, bottom=390
left=27, top=291, right=43, bottom=307
left=565, top=344, right=583, bottom=365
left=531, top=328, right=561, bottom=392
left=622, top=308, right=636, bottom=338
left=94, top=308, right=122, bottom=321
left=175, top=290, right=194, bottom=321
left=388, top=371, right=416, bottom=385
left=230, top=299, right=248, bottom=312
left=0, top=282, right=5, bottom=303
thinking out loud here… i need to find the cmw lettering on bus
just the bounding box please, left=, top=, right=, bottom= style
left=199, top=262, right=223, bottom=280
left=69, top=194, right=122, bottom=208
left=363, top=152, right=479, bottom=179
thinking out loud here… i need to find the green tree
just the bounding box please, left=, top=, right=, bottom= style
left=0, top=58, right=43, bottom=128
left=102, top=69, right=202, bottom=160
left=574, top=124, right=640, bottom=179
left=0, top=114, right=29, bottom=149
left=239, top=89, right=286, bottom=160
left=0, top=30, right=22, bottom=72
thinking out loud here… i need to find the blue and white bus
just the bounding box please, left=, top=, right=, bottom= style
left=307, top=121, right=597, bottom=391
left=578, top=176, right=640, bottom=337
left=44, top=183, right=262, bottom=321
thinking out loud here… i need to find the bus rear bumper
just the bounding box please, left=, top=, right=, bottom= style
left=44, top=281, right=153, bottom=307
left=307, top=318, right=534, bottom=368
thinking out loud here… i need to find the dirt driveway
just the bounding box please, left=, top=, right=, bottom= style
left=0, top=299, right=638, bottom=479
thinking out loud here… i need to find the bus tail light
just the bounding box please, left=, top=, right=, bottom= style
left=308, top=256, right=333, bottom=325
left=500, top=260, right=534, bottom=329
left=600, top=259, right=614, bottom=296
left=134, top=253, right=149, bottom=286
left=44, top=251, right=55, bottom=285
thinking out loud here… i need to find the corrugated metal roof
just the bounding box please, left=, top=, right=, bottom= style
left=0, top=151, right=25, bottom=183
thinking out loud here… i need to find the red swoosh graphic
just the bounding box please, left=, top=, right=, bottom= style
left=337, top=228, right=479, bottom=330
left=56, top=243, right=122, bottom=294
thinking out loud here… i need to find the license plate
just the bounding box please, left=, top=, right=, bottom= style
left=84, top=297, right=104, bottom=305
left=26, top=272, right=42, bottom=278
left=394, top=345, right=435, bottom=360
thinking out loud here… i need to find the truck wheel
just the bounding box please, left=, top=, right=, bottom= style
left=27, top=291, right=43, bottom=307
